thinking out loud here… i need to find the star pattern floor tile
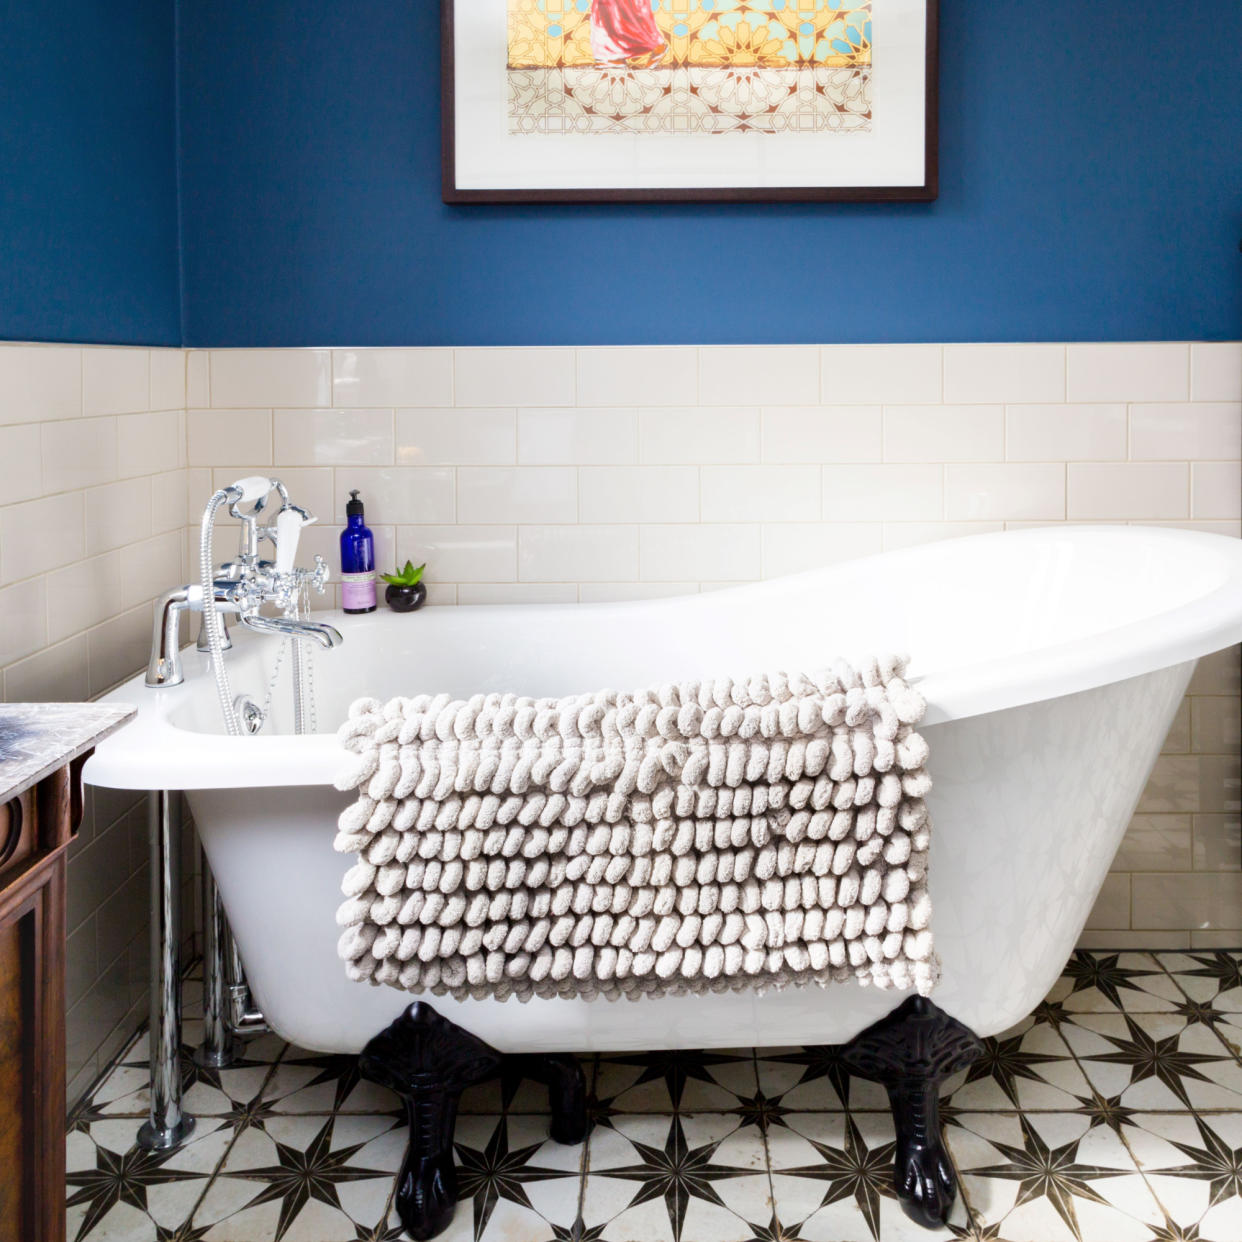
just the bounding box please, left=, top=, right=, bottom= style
left=1059, top=1011, right=1242, bottom=1111
left=1045, top=952, right=1189, bottom=1015
left=66, top=950, right=1242, bottom=1242
left=592, top=1047, right=759, bottom=1115
left=767, top=1110, right=971, bottom=1241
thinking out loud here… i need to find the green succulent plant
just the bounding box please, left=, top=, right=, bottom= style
left=380, top=560, right=426, bottom=587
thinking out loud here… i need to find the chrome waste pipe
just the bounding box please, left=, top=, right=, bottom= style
left=137, top=791, right=194, bottom=1151
left=196, top=855, right=270, bottom=1069
left=193, top=861, right=239, bottom=1069
left=226, top=929, right=268, bottom=1035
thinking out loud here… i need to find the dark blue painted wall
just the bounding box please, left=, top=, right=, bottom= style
left=176, top=1, right=1242, bottom=346
left=8, top=4, right=1240, bottom=347
left=0, top=2, right=180, bottom=345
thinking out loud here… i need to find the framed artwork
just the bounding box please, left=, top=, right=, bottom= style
left=442, top=0, right=938, bottom=203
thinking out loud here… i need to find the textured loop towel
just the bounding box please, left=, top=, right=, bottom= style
left=334, top=657, right=939, bottom=1002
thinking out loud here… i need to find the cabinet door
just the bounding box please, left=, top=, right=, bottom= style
left=0, top=857, right=66, bottom=1242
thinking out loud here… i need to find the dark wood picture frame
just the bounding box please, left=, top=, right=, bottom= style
left=442, top=0, right=938, bottom=204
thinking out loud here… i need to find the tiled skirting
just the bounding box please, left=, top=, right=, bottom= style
left=66, top=950, right=1242, bottom=1241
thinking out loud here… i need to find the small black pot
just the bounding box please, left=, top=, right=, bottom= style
left=385, top=582, right=427, bottom=613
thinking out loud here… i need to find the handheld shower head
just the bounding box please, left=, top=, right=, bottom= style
left=228, top=476, right=277, bottom=509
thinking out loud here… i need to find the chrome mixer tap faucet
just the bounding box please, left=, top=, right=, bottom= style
left=146, top=477, right=342, bottom=689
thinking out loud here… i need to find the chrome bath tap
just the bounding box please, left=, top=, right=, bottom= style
left=147, top=477, right=343, bottom=688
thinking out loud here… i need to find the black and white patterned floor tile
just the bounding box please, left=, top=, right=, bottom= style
left=767, top=1109, right=971, bottom=1241
left=949, top=1111, right=1164, bottom=1241
left=592, top=1047, right=759, bottom=1115
left=1045, top=952, right=1189, bottom=1016
left=1058, top=1011, right=1242, bottom=1112
left=66, top=949, right=1242, bottom=1242
left=582, top=1112, right=771, bottom=1241
left=190, top=1113, right=406, bottom=1241
left=1161, top=953, right=1242, bottom=1013
left=66, top=1115, right=234, bottom=1241
left=1117, top=1110, right=1242, bottom=1242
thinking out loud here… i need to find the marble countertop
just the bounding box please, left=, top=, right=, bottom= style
left=0, top=703, right=137, bottom=804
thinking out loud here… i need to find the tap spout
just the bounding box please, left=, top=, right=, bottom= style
left=147, top=587, right=192, bottom=687
left=239, top=614, right=344, bottom=649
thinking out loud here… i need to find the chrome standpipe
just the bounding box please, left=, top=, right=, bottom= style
left=137, top=791, right=194, bottom=1151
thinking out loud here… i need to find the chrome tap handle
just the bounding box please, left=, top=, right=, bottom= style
left=227, top=478, right=286, bottom=562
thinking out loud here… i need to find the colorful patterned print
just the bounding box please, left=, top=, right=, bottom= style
left=506, top=1, right=873, bottom=135
left=508, top=1, right=873, bottom=70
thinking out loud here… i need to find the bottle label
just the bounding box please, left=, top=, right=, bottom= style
left=341, top=570, right=377, bottom=611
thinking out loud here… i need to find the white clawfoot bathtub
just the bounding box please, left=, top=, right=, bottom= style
left=87, top=525, right=1242, bottom=1056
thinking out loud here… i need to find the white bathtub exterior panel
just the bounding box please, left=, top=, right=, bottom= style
left=84, top=525, right=1242, bottom=1056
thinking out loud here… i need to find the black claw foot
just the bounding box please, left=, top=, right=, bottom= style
left=515, top=1053, right=590, bottom=1145
left=891, top=1098, right=957, bottom=1228
left=359, top=1003, right=503, bottom=1241
left=839, top=996, right=982, bottom=1230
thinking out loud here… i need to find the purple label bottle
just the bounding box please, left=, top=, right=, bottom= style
left=340, top=490, right=377, bottom=614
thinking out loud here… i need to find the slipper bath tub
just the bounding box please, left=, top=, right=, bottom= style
left=86, top=525, right=1242, bottom=1236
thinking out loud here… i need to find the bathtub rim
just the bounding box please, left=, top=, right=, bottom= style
left=84, top=524, right=1242, bottom=792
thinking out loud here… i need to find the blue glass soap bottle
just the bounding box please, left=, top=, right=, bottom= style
left=339, top=490, right=377, bottom=614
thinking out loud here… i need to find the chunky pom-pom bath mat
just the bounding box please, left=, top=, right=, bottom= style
left=333, top=656, right=937, bottom=1002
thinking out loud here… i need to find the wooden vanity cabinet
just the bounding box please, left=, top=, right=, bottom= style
left=0, top=757, right=87, bottom=1242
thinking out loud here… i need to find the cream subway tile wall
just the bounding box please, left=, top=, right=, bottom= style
left=518, top=407, right=637, bottom=465
left=0, top=345, right=83, bottom=423
left=332, top=347, right=453, bottom=407
left=1192, top=343, right=1242, bottom=402
left=578, top=346, right=698, bottom=407
left=457, top=346, right=575, bottom=407
left=699, top=345, right=818, bottom=407
left=1067, top=463, right=1189, bottom=521
left=276, top=408, right=395, bottom=467
left=1005, top=404, right=1127, bottom=461
left=1066, top=342, right=1191, bottom=403
left=178, top=344, right=1238, bottom=946
left=762, top=406, right=882, bottom=463
left=883, top=405, right=1004, bottom=462
left=1130, top=403, right=1242, bottom=461
left=578, top=465, right=699, bottom=524
left=700, top=464, right=821, bottom=522
left=639, top=406, right=760, bottom=463
left=209, top=348, right=330, bottom=408
left=822, top=344, right=942, bottom=404
left=1192, top=463, right=1242, bottom=521
left=396, top=408, right=515, bottom=466
left=943, top=343, right=1066, bottom=404
left=0, top=342, right=193, bottom=1110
